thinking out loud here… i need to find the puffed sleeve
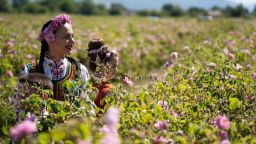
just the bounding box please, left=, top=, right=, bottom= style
left=79, top=64, right=90, bottom=87
left=19, top=64, right=31, bottom=77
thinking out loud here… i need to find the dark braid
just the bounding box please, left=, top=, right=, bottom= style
left=38, top=20, right=53, bottom=73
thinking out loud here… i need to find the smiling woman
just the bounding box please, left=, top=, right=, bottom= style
left=18, top=14, right=92, bottom=102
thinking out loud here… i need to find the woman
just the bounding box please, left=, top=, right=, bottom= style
left=20, top=13, right=90, bottom=101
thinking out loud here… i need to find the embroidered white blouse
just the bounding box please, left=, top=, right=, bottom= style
left=20, top=55, right=89, bottom=84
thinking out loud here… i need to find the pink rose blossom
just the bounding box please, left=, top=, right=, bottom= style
left=32, top=44, right=38, bottom=49
left=6, top=70, right=13, bottom=78
left=6, top=41, right=14, bottom=48
left=220, top=139, right=231, bottom=144
left=219, top=130, right=228, bottom=139
left=38, top=13, right=72, bottom=43
left=250, top=44, right=254, bottom=48
left=223, top=48, right=229, bottom=55
left=158, top=100, right=169, bottom=110
left=214, top=115, right=230, bottom=130
left=154, top=120, right=168, bottom=131
left=101, top=133, right=119, bottom=144
left=123, top=76, right=133, bottom=86
left=228, top=31, right=235, bottom=35
left=170, top=52, right=178, bottom=59
left=172, top=112, right=178, bottom=118
left=227, top=40, right=235, bottom=49
left=9, top=120, right=37, bottom=140
left=235, top=64, right=242, bottom=71
left=228, top=53, right=235, bottom=59
left=153, top=136, right=165, bottom=144
left=104, top=107, right=119, bottom=127
left=245, top=64, right=252, bottom=70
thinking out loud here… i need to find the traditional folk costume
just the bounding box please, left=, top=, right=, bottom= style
left=12, top=54, right=94, bottom=121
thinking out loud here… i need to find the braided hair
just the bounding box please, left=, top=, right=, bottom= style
left=87, top=39, right=118, bottom=76
left=38, top=20, right=52, bottom=73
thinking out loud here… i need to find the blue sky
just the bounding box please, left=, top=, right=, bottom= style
left=93, top=0, right=256, bottom=11
left=227, top=0, right=256, bottom=5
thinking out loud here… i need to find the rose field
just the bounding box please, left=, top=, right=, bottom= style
left=0, top=14, right=256, bottom=143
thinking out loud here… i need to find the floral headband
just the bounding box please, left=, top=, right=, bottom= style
left=37, top=14, right=72, bottom=43
left=88, top=45, right=117, bottom=58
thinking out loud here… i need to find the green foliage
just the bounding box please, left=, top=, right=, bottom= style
left=0, top=14, right=256, bottom=143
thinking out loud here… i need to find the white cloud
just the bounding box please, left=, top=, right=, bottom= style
left=226, top=0, right=256, bottom=5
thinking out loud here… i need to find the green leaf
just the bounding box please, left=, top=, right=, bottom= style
left=229, top=97, right=240, bottom=110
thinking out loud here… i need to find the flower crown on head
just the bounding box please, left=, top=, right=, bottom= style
left=88, top=45, right=117, bottom=57
left=37, top=14, right=72, bottom=43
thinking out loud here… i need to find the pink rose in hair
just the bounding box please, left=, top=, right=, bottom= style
left=38, top=13, right=72, bottom=43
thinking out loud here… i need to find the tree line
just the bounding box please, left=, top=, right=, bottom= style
left=0, top=0, right=255, bottom=17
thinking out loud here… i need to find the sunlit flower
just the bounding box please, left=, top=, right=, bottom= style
left=6, top=41, right=14, bottom=48
left=104, top=107, right=119, bottom=127
left=123, top=76, right=133, bottom=87
left=220, top=139, right=231, bottom=144
left=6, top=70, right=13, bottom=78
left=228, top=31, right=235, bottom=35
left=158, top=100, right=169, bottom=110
left=214, top=115, right=230, bottom=130
left=235, top=64, right=242, bottom=71
left=228, top=53, right=235, bottom=59
left=32, top=44, right=38, bottom=49
left=154, top=120, right=168, bottom=131
left=26, top=54, right=33, bottom=60
left=219, top=130, right=228, bottom=139
left=208, top=62, right=217, bottom=68
left=245, top=64, right=252, bottom=70
left=223, top=48, right=229, bottom=55
left=101, top=133, right=119, bottom=144
left=172, top=111, right=178, bottom=118
left=101, top=107, right=120, bottom=144
left=165, top=138, right=174, bottom=144
left=153, top=136, right=165, bottom=144
left=227, top=40, right=235, bottom=49
left=170, top=52, right=178, bottom=59
left=9, top=119, right=37, bottom=140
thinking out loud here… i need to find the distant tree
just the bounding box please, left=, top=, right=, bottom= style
left=253, top=5, right=256, bottom=16
left=234, top=4, right=249, bottom=17
left=22, top=2, right=47, bottom=13
left=211, top=6, right=222, bottom=11
left=109, top=3, right=127, bottom=15
left=0, top=0, right=11, bottom=12
left=39, top=0, right=59, bottom=13
left=162, top=4, right=184, bottom=17
left=94, top=4, right=107, bottom=15
left=78, top=0, right=95, bottom=15
left=187, top=7, right=208, bottom=17
left=12, top=0, right=28, bottom=12
left=137, top=10, right=162, bottom=17
left=59, top=0, right=77, bottom=13
left=223, top=4, right=249, bottom=17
